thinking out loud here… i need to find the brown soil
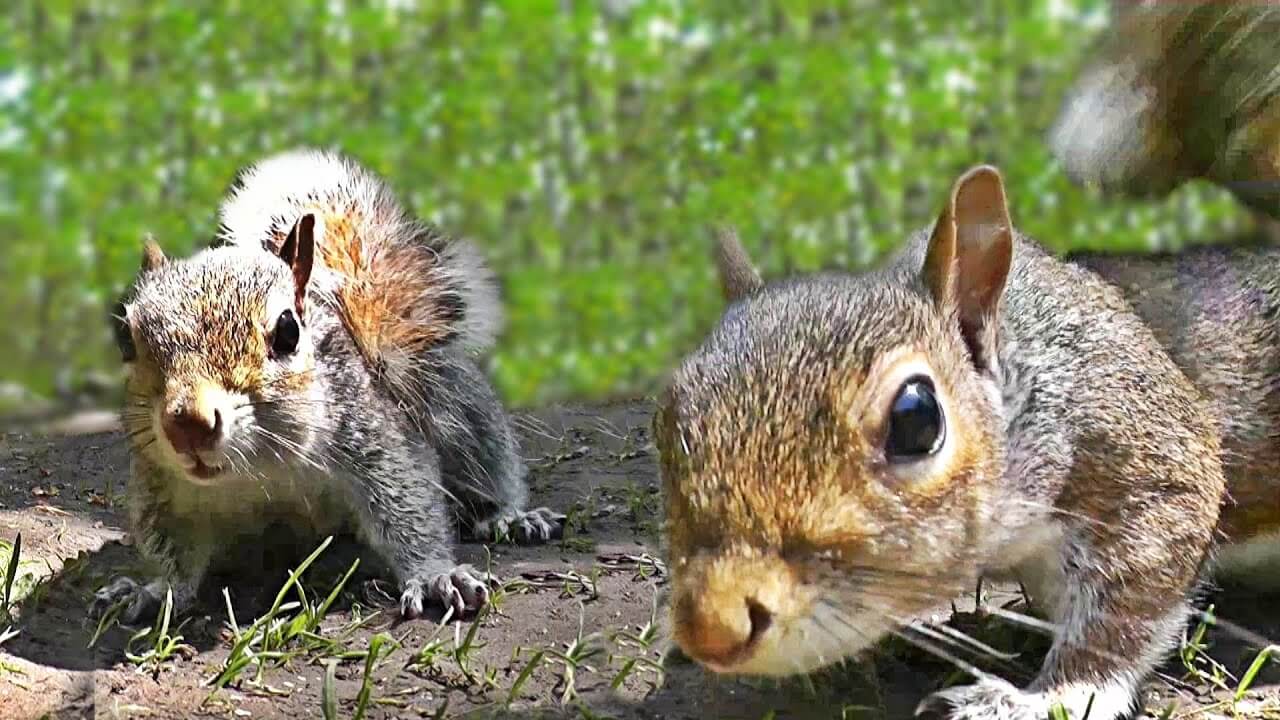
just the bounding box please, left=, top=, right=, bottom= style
left=0, top=400, right=1277, bottom=720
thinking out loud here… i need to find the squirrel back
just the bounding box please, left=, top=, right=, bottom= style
left=1053, top=0, right=1280, bottom=547
left=1070, top=241, right=1280, bottom=546
left=216, top=149, right=503, bottom=405
left=1050, top=0, right=1280, bottom=219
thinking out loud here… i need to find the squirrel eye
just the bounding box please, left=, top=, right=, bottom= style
left=111, top=302, right=136, bottom=363
left=885, top=376, right=945, bottom=461
left=271, top=310, right=301, bottom=357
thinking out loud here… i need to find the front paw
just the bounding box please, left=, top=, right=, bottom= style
left=916, top=679, right=1045, bottom=720
left=473, top=507, right=566, bottom=544
left=90, top=576, right=170, bottom=626
left=400, top=565, right=491, bottom=620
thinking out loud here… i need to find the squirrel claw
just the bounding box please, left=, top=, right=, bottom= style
left=475, top=507, right=566, bottom=545
left=517, top=506, right=567, bottom=542
left=915, top=679, right=1046, bottom=720
left=90, top=576, right=169, bottom=626
left=401, top=565, right=490, bottom=620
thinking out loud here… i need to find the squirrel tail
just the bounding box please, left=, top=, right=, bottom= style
left=1049, top=1, right=1280, bottom=217
left=215, top=149, right=503, bottom=383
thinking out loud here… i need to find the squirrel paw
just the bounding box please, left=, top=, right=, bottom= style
left=400, top=565, right=491, bottom=620
left=915, top=679, right=1047, bottom=720
left=473, top=507, right=566, bottom=544
left=89, top=576, right=174, bottom=626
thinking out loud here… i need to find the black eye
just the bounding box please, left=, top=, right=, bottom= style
left=885, top=376, right=945, bottom=461
left=111, top=302, right=136, bottom=363
left=272, top=310, right=300, bottom=357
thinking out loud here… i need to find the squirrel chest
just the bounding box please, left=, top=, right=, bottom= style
left=157, top=464, right=352, bottom=539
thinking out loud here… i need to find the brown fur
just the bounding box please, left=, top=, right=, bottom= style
left=100, top=150, right=543, bottom=630
left=1071, top=243, right=1280, bottom=542
left=713, top=227, right=764, bottom=302
left=259, top=204, right=462, bottom=378
left=1052, top=0, right=1280, bottom=218
left=658, top=166, right=1226, bottom=719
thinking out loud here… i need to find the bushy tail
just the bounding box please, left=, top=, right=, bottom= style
left=215, top=148, right=503, bottom=398
left=1049, top=1, right=1280, bottom=218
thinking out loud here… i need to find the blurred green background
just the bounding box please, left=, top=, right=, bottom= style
left=0, top=0, right=1247, bottom=413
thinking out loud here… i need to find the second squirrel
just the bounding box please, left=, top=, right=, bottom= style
left=655, top=166, right=1229, bottom=719
left=97, top=149, right=563, bottom=623
left=1050, top=0, right=1280, bottom=219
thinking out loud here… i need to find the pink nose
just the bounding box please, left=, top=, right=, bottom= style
left=162, top=407, right=222, bottom=455
left=675, top=592, right=773, bottom=668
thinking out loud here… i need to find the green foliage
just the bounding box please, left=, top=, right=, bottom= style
left=0, top=0, right=1244, bottom=407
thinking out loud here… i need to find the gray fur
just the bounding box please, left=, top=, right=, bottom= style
left=96, top=153, right=563, bottom=625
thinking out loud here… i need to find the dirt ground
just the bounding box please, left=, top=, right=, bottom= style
left=0, top=399, right=1278, bottom=720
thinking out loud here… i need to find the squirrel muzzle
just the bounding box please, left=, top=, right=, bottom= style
left=160, top=379, right=232, bottom=480
left=671, top=551, right=813, bottom=675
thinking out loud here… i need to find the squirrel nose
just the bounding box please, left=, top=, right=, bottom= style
left=163, top=406, right=223, bottom=455
left=676, top=593, right=773, bottom=668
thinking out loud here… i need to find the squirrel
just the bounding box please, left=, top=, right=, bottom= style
left=94, top=149, right=563, bottom=624
left=1052, top=0, right=1280, bottom=583
left=654, top=165, right=1232, bottom=720
left=1049, top=0, right=1280, bottom=223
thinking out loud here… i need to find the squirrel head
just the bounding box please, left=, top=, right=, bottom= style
left=657, top=167, right=1013, bottom=676
left=114, top=216, right=322, bottom=485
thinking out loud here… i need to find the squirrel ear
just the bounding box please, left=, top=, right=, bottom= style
left=922, top=165, right=1014, bottom=370
left=280, top=214, right=316, bottom=317
left=141, top=234, right=167, bottom=273
left=713, top=226, right=763, bottom=302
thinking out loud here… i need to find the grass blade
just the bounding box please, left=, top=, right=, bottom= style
left=3, top=533, right=21, bottom=608
left=610, top=657, right=637, bottom=690
left=266, top=536, right=334, bottom=624
left=223, top=588, right=241, bottom=642
left=322, top=658, right=339, bottom=720
left=207, top=536, right=334, bottom=693
left=87, top=601, right=123, bottom=649
left=353, top=632, right=397, bottom=720
left=1235, top=645, right=1277, bottom=701
left=314, top=558, right=360, bottom=629
left=507, top=649, right=544, bottom=706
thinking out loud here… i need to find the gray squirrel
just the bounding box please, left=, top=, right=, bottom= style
left=96, top=149, right=563, bottom=623
left=655, top=166, right=1231, bottom=720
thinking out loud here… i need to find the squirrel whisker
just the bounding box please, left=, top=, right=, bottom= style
left=225, top=445, right=253, bottom=475
left=250, top=425, right=331, bottom=474
left=812, top=599, right=885, bottom=648
left=122, top=424, right=154, bottom=440
left=1197, top=612, right=1280, bottom=651
left=834, top=586, right=959, bottom=611
left=895, top=619, right=1030, bottom=680
left=976, top=603, right=1174, bottom=671
left=979, top=605, right=1060, bottom=639
left=884, top=624, right=1005, bottom=687
left=814, top=600, right=993, bottom=682
left=511, top=413, right=562, bottom=443
left=1003, top=498, right=1125, bottom=533
left=252, top=369, right=317, bottom=390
